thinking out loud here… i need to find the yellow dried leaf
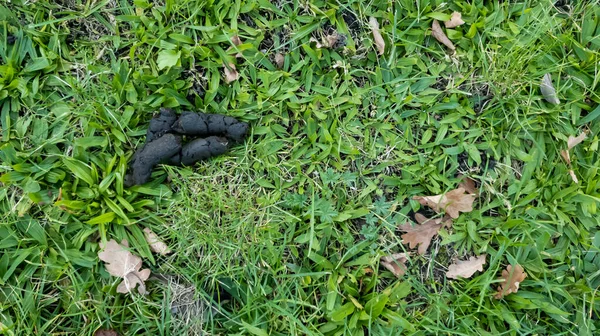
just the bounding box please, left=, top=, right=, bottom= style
left=98, top=239, right=151, bottom=295
left=431, top=20, right=455, bottom=50
left=143, top=228, right=171, bottom=255
left=495, top=264, right=527, bottom=299
left=444, top=12, right=465, bottom=28
left=413, top=188, right=475, bottom=219
left=381, top=253, right=409, bottom=277
left=446, top=254, right=486, bottom=279
left=369, top=17, right=385, bottom=55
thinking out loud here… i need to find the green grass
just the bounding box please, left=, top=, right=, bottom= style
left=1, top=0, right=600, bottom=335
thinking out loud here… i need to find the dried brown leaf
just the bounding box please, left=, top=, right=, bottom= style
left=495, top=264, right=527, bottom=299
left=275, top=53, right=285, bottom=68
left=567, top=132, right=587, bottom=150
left=309, top=33, right=339, bottom=49
left=98, top=239, right=151, bottom=295
left=95, top=329, right=119, bottom=336
left=143, top=228, right=171, bottom=255
left=540, top=74, right=560, bottom=105
left=446, top=254, right=486, bottom=279
left=381, top=253, right=409, bottom=277
left=324, top=33, right=340, bottom=48
left=444, top=12, right=465, bottom=28
left=568, top=169, right=579, bottom=184
left=223, top=63, right=239, bottom=83
left=399, top=215, right=443, bottom=255
left=431, top=20, right=455, bottom=50
left=369, top=17, right=385, bottom=55
left=413, top=188, right=475, bottom=219
left=229, top=35, right=243, bottom=58
left=458, top=174, right=478, bottom=195
left=560, top=150, right=579, bottom=183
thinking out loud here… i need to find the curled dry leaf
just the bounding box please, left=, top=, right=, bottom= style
left=444, top=12, right=465, bottom=28
left=231, top=35, right=242, bottom=46
left=369, top=17, right=385, bottom=55
left=413, top=187, right=475, bottom=219
left=560, top=132, right=586, bottom=184
left=143, top=228, right=171, bottom=255
left=446, top=254, right=486, bottom=279
left=540, top=74, right=560, bottom=105
left=98, top=239, right=151, bottom=295
left=223, top=63, right=239, bottom=83
left=567, top=132, right=587, bottom=150
left=94, top=329, right=119, bottom=336
left=309, top=32, right=340, bottom=49
left=495, top=264, right=527, bottom=299
left=431, top=20, right=455, bottom=51
left=458, top=174, right=478, bottom=195
left=324, top=33, right=340, bottom=48
left=229, top=35, right=243, bottom=58
left=398, top=213, right=446, bottom=255
left=274, top=53, right=285, bottom=68
left=560, top=150, right=578, bottom=183
left=381, top=253, right=409, bottom=277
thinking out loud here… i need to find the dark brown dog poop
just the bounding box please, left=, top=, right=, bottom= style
left=124, top=108, right=249, bottom=186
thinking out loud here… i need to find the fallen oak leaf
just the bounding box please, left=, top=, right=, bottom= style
left=398, top=213, right=445, bottom=255
left=381, top=253, right=409, bottom=277
left=495, top=264, right=527, bottom=299
left=540, top=74, right=560, bottom=105
left=413, top=187, right=475, bottom=219
left=143, top=228, right=172, bottom=255
left=431, top=20, right=455, bottom=51
left=446, top=254, right=486, bottom=279
left=223, top=63, right=239, bottom=83
left=369, top=17, right=385, bottom=55
left=444, top=11, right=465, bottom=28
left=98, top=239, right=151, bottom=295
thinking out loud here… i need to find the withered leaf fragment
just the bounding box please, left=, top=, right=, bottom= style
left=495, top=264, right=527, bottom=299
left=431, top=20, right=455, bottom=50
left=446, top=254, right=486, bottom=279
left=369, top=17, right=385, bottom=55
left=413, top=188, right=475, bottom=219
left=444, top=12, right=465, bottom=28
left=98, top=239, right=151, bottom=295
left=381, top=253, right=409, bottom=277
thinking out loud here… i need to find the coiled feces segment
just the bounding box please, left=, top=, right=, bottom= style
left=125, top=109, right=249, bottom=186
left=171, top=111, right=249, bottom=143
left=125, top=134, right=182, bottom=187
left=146, top=108, right=178, bottom=142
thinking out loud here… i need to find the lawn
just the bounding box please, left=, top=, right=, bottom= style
left=1, top=0, right=600, bottom=335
